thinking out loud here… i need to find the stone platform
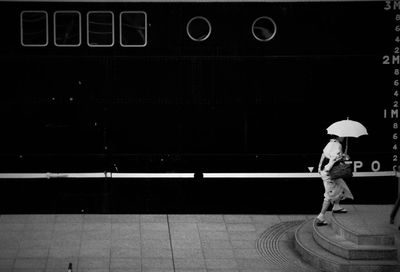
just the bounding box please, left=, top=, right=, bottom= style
left=295, top=205, right=400, bottom=272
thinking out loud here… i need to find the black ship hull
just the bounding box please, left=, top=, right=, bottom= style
left=0, top=0, right=397, bottom=213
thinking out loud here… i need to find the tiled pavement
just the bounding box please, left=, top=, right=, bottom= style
left=0, top=212, right=328, bottom=272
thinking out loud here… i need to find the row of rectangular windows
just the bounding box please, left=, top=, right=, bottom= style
left=21, top=10, right=147, bottom=47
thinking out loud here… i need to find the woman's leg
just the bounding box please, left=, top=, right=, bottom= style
left=318, top=173, right=333, bottom=224
left=332, top=198, right=348, bottom=213
left=317, top=199, right=330, bottom=220
left=333, top=199, right=341, bottom=211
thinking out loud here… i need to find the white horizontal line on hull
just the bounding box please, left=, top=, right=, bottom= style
left=111, top=173, right=194, bottom=178
left=0, top=171, right=396, bottom=179
left=203, top=171, right=397, bottom=178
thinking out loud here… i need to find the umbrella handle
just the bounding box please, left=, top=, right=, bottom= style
left=344, top=137, right=349, bottom=155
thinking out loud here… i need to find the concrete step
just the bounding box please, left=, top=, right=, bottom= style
left=391, top=203, right=400, bottom=230
left=330, top=211, right=395, bottom=246
left=295, top=219, right=400, bottom=272
left=313, top=216, right=398, bottom=260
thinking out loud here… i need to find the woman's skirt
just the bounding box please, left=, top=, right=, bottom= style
left=320, top=170, right=354, bottom=202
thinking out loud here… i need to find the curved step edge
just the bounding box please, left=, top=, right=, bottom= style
left=313, top=219, right=398, bottom=260
left=295, top=219, right=400, bottom=272
left=295, top=218, right=350, bottom=272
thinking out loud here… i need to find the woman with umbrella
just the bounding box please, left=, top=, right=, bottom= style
left=316, top=119, right=367, bottom=226
left=316, top=135, right=353, bottom=226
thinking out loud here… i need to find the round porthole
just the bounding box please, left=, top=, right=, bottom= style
left=252, top=16, right=277, bottom=42
left=186, top=16, right=212, bottom=42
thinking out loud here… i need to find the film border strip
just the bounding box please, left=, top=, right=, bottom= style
left=384, top=0, right=400, bottom=170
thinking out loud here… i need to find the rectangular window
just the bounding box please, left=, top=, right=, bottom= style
left=20, top=11, right=48, bottom=47
left=120, top=11, right=147, bottom=47
left=54, top=11, right=81, bottom=47
left=87, top=11, right=114, bottom=47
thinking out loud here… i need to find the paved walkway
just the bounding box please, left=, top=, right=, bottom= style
left=0, top=205, right=396, bottom=272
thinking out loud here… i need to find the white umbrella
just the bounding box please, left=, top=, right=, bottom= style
left=326, top=119, right=368, bottom=138
left=327, top=118, right=368, bottom=154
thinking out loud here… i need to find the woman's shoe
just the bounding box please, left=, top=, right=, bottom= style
left=332, top=208, right=348, bottom=213
left=315, top=218, right=328, bottom=226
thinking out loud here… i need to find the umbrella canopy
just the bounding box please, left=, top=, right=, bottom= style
left=326, top=119, right=368, bottom=138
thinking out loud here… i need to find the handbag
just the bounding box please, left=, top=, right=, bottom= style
left=329, top=161, right=353, bottom=179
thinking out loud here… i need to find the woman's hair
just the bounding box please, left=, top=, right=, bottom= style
left=329, top=134, right=339, bottom=139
